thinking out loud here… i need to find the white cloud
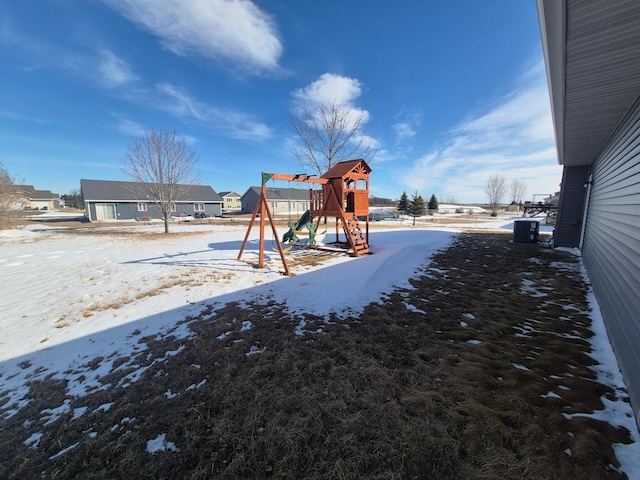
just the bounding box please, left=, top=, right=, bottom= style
left=0, top=19, right=139, bottom=93
left=392, top=110, right=421, bottom=142
left=0, top=111, right=53, bottom=124
left=400, top=62, right=561, bottom=203
left=0, top=15, right=63, bottom=71
left=112, top=115, right=146, bottom=137
left=156, top=83, right=209, bottom=121
left=292, top=73, right=363, bottom=106
left=356, top=134, right=380, bottom=150
left=182, top=134, right=198, bottom=146
left=1, top=11, right=272, bottom=144
left=98, top=50, right=138, bottom=88
left=156, top=83, right=272, bottom=141
left=113, top=113, right=202, bottom=145
left=102, top=0, right=283, bottom=74
left=393, top=122, right=416, bottom=141
left=0, top=15, right=22, bottom=49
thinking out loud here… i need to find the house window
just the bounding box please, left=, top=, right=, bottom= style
left=171, top=203, right=176, bottom=212
left=137, top=203, right=148, bottom=212
left=194, top=203, right=205, bottom=212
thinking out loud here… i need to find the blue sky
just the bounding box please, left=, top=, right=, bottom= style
left=0, top=0, right=561, bottom=204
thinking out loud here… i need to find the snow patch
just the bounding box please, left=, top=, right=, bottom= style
left=245, top=345, right=267, bottom=357
left=24, top=432, right=43, bottom=448
left=50, top=442, right=80, bottom=460
left=146, top=433, right=179, bottom=453
left=512, top=363, right=531, bottom=371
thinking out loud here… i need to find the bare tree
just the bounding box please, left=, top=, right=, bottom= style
left=0, top=162, right=22, bottom=229
left=510, top=179, right=527, bottom=206
left=61, top=188, right=84, bottom=209
left=121, top=128, right=201, bottom=233
left=485, top=173, right=507, bottom=215
left=290, top=100, right=375, bottom=176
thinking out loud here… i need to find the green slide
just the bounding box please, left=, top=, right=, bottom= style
left=283, top=210, right=310, bottom=243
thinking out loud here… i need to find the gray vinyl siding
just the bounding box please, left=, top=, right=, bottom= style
left=118, top=203, right=138, bottom=220
left=241, top=187, right=310, bottom=214
left=554, top=166, right=590, bottom=248
left=241, top=188, right=260, bottom=213
left=581, top=96, right=640, bottom=422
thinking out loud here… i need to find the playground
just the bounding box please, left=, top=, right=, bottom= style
left=238, top=159, right=372, bottom=275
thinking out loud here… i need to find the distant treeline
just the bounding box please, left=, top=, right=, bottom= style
left=369, top=196, right=396, bottom=207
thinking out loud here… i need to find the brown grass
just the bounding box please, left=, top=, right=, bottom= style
left=0, top=232, right=634, bottom=479
left=75, top=270, right=235, bottom=320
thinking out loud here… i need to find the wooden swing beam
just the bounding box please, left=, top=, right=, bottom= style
left=237, top=173, right=329, bottom=276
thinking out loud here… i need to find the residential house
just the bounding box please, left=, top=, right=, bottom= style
left=241, top=186, right=310, bottom=215
left=16, top=185, right=60, bottom=210
left=218, top=191, right=242, bottom=212
left=80, top=179, right=223, bottom=222
left=537, top=0, right=640, bottom=424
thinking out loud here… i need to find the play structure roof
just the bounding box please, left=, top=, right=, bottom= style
left=321, top=159, right=371, bottom=179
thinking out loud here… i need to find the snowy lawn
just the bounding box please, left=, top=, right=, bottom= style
left=0, top=216, right=638, bottom=479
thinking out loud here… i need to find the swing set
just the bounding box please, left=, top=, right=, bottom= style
left=237, top=159, right=372, bottom=276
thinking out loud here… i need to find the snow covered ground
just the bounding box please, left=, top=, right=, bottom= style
left=0, top=214, right=638, bottom=475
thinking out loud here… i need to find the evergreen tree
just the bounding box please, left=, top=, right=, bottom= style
left=397, top=191, right=408, bottom=214
left=428, top=194, right=439, bottom=211
left=407, top=192, right=426, bottom=225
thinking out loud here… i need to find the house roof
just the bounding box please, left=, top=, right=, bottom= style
left=321, top=159, right=371, bottom=179
left=32, top=190, right=58, bottom=200
left=17, top=185, right=36, bottom=194
left=537, top=0, right=640, bottom=166
left=80, top=179, right=222, bottom=202
left=16, top=185, right=58, bottom=200
left=244, top=186, right=311, bottom=201
left=218, top=191, right=241, bottom=198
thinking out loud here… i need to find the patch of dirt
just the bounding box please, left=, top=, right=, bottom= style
left=280, top=250, right=345, bottom=269
left=0, top=233, right=634, bottom=479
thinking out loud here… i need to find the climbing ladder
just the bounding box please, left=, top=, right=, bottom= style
left=341, top=213, right=369, bottom=255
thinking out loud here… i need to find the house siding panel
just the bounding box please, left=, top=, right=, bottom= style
left=554, top=166, right=590, bottom=247
left=581, top=96, right=640, bottom=421
left=241, top=187, right=310, bottom=214
left=241, top=188, right=260, bottom=213
left=118, top=203, right=138, bottom=220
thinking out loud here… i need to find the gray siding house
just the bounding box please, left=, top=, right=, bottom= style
left=241, top=186, right=310, bottom=215
left=537, top=0, right=640, bottom=425
left=81, top=179, right=223, bottom=222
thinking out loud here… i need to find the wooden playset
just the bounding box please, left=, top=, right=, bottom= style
left=237, top=159, right=372, bottom=276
